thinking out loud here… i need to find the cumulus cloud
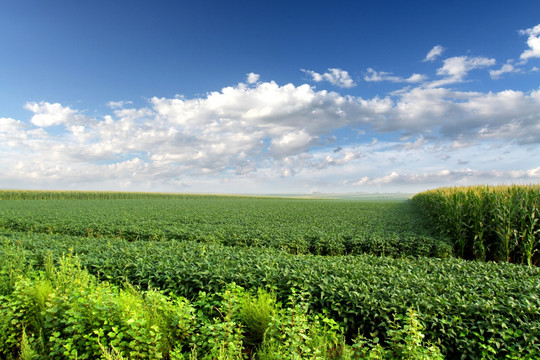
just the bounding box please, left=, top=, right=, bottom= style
left=12, top=82, right=540, bottom=171
left=270, top=130, right=315, bottom=158
left=247, top=72, right=260, bottom=84
left=12, top=81, right=371, bottom=180
left=302, top=68, right=356, bottom=88
left=430, top=56, right=496, bottom=86
left=24, top=101, right=82, bottom=127
left=2, top=63, right=540, bottom=193
left=424, top=45, right=444, bottom=62
left=388, top=87, right=540, bottom=143
left=519, top=24, right=540, bottom=61
left=0, top=117, right=26, bottom=136
left=364, top=68, right=427, bottom=83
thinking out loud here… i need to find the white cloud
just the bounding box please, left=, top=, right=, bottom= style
left=2, top=66, right=540, bottom=193
left=0, top=117, right=26, bottom=135
left=11, top=84, right=540, bottom=170
left=424, top=45, right=444, bottom=62
left=400, top=135, right=427, bottom=149
left=108, top=100, right=133, bottom=108
left=324, top=150, right=362, bottom=166
left=364, top=68, right=427, bottom=83
left=267, top=145, right=365, bottom=180
left=406, top=73, right=427, bottom=83
left=24, top=101, right=81, bottom=127
left=489, top=63, right=519, bottom=79
left=352, top=167, right=540, bottom=188
left=270, top=129, right=315, bottom=158
left=247, top=72, right=260, bottom=84
left=302, top=68, right=356, bottom=88
left=364, top=68, right=393, bottom=82
left=519, top=24, right=540, bottom=61
left=431, top=56, right=496, bottom=86
left=387, top=87, right=540, bottom=143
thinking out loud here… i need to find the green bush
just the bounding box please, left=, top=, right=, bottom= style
left=235, top=288, right=277, bottom=349
left=0, top=254, right=197, bottom=359
left=352, top=308, right=443, bottom=360
left=257, top=293, right=345, bottom=360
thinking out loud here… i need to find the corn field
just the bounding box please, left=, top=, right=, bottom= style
left=412, top=185, right=540, bottom=266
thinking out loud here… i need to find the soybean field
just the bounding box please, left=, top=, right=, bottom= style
left=0, top=196, right=451, bottom=258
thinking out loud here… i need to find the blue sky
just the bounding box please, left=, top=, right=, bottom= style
left=1, top=1, right=540, bottom=194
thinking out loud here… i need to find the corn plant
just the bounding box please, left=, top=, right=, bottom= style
left=413, top=184, right=540, bottom=265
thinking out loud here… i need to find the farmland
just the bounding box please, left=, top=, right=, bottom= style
left=0, top=196, right=451, bottom=258
left=0, top=188, right=539, bottom=359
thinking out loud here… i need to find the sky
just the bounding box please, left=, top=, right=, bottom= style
left=1, top=0, right=540, bottom=194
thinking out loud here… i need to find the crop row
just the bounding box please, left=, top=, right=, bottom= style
left=0, top=190, right=258, bottom=200
left=2, top=231, right=539, bottom=359
left=0, top=198, right=451, bottom=258
left=412, top=185, right=540, bottom=265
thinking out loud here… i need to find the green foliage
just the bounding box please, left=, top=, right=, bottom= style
left=98, top=340, right=128, bottom=360
left=0, top=254, right=198, bottom=359
left=353, top=308, right=443, bottom=360
left=257, top=290, right=346, bottom=360
left=19, top=327, right=39, bottom=360
left=3, top=233, right=539, bottom=359
left=1, top=190, right=539, bottom=359
left=0, top=238, right=35, bottom=295
left=235, top=288, right=277, bottom=349
left=189, top=284, right=246, bottom=360
left=412, top=185, right=540, bottom=265
left=0, top=196, right=450, bottom=258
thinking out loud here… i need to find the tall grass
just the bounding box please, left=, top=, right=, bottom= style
left=412, top=184, right=540, bottom=266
